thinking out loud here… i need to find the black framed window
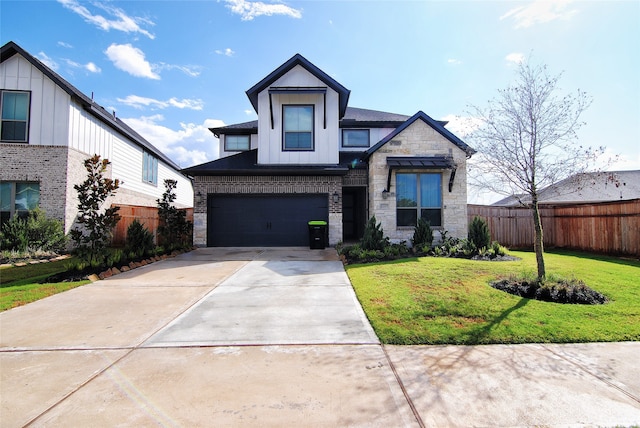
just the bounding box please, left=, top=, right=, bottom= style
left=283, top=105, right=314, bottom=150
left=342, top=129, right=370, bottom=147
left=142, top=150, right=158, bottom=185
left=0, top=181, right=40, bottom=226
left=396, top=173, right=442, bottom=227
left=225, top=135, right=250, bottom=151
left=1, top=90, right=30, bottom=142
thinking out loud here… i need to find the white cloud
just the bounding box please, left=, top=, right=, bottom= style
left=447, top=58, right=462, bottom=65
left=65, top=58, right=101, bottom=73
left=57, top=41, right=73, bottom=48
left=215, top=48, right=235, bottom=57
left=224, top=0, right=302, bottom=21
left=118, top=95, right=204, bottom=111
left=36, top=52, right=59, bottom=70
left=440, top=114, right=484, bottom=137
left=505, top=52, right=525, bottom=64
left=57, top=0, right=155, bottom=39
left=156, top=63, right=201, bottom=77
left=105, top=43, right=160, bottom=80
left=244, top=109, right=255, bottom=116
left=85, top=62, right=101, bottom=73
left=121, top=115, right=225, bottom=167
left=500, top=0, right=578, bottom=29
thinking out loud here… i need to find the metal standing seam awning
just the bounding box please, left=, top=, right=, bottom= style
left=268, top=87, right=328, bottom=129
left=384, top=156, right=458, bottom=192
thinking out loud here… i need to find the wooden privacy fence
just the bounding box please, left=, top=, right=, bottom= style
left=468, top=199, right=640, bottom=256
left=111, top=204, right=194, bottom=247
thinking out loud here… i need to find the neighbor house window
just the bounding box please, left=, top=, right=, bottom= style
left=0, top=182, right=40, bottom=226
left=342, top=129, right=370, bottom=148
left=283, top=105, right=314, bottom=150
left=142, top=150, right=158, bottom=185
left=396, top=173, right=442, bottom=227
left=1, top=90, right=30, bottom=142
left=225, top=135, right=250, bottom=151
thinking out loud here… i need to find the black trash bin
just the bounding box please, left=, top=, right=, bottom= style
left=308, top=221, right=328, bottom=249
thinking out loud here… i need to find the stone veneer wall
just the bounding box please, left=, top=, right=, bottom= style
left=368, top=120, right=470, bottom=243
left=193, top=175, right=343, bottom=247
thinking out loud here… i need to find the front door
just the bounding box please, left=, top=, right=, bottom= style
left=342, top=187, right=366, bottom=242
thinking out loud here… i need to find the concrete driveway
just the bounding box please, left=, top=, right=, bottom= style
left=1, top=247, right=639, bottom=427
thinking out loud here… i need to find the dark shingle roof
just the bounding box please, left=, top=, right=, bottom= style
left=182, top=149, right=353, bottom=176
left=1, top=41, right=182, bottom=172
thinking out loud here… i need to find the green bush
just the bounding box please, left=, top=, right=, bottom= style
left=125, top=219, right=155, bottom=258
left=0, top=216, right=28, bottom=252
left=468, top=216, right=491, bottom=250
left=411, top=218, right=433, bottom=249
left=361, top=216, right=389, bottom=251
left=0, top=209, right=66, bottom=252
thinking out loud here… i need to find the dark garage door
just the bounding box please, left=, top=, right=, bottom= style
left=207, top=194, right=328, bottom=247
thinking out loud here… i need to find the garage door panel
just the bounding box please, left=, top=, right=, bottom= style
left=207, top=194, right=328, bottom=247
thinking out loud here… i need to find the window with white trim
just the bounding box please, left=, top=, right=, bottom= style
left=396, top=173, right=442, bottom=227
left=142, top=150, right=158, bottom=185
left=1, top=90, right=30, bottom=142
left=342, top=129, right=369, bottom=148
left=225, top=135, right=250, bottom=151
left=283, top=105, right=314, bottom=150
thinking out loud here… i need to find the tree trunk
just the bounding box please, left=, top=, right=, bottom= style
left=531, top=198, right=546, bottom=281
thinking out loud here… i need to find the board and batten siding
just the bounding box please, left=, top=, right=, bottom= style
left=0, top=54, right=70, bottom=146
left=256, top=65, right=340, bottom=165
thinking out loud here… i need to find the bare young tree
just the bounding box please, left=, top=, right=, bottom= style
left=467, top=58, right=604, bottom=281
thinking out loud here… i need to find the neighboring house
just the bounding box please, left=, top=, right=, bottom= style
left=183, top=54, right=475, bottom=247
left=492, top=170, right=640, bottom=206
left=0, top=41, right=193, bottom=234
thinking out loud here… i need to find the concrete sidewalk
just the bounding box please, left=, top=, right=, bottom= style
left=1, top=248, right=639, bottom=427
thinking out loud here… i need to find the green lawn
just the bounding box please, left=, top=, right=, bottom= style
left=346, top=250, right=640, bottom=345
left=0, top=258, right=89, bottom=311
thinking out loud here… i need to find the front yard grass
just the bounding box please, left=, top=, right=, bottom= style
left=0, top=258, right=89, bottom=311
left=346, top=250, right=640, bottom=345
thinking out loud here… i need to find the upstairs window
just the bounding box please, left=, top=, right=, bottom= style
left=342, top=129, right=370, bottom=148
left=396, top=173, right=442, bottom=227
left=142, top=150, right=158, bottom=185
left=225, top=135, right=250, bottom=151
left=283, top=105, right=314, bottom=151
left=1, top=90, right=30, bottom=142
left=0, top=182, right=40, bottom=226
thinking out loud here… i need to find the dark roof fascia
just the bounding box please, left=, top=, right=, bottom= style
left=364, top=111, right=476, bottom=159
left=245, top=54, right=351, bottom=118
left=1, top=41, right=182, bottom=172
left=340, top=120, right=407, bottom=129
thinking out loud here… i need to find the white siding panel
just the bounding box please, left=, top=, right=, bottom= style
left=0, top=55, right=71, bottom=146
left=68, top=102, right=113, bottom=159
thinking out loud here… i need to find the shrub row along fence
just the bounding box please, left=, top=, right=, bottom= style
left=468, top=199, right=640, bottom=256
left=111, top=204, right=194, bottom=247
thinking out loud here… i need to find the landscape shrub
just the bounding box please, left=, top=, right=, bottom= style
left=125, top=219, right=155, bottom=258
left=491, top=274, right=608, bottom=305
left=468, top=216, right=491, bottom=250
left=157, top=179, right=192, bottom=251
left=0, top=209, right=66, bottom=253
left=411, top=218, right=433, bottom=249
left=361, top=216, right=389, bottom=251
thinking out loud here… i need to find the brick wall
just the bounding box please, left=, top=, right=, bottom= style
left=368, top=120, right=470, bottom=243
left=192, top=175, right=343, bottom=246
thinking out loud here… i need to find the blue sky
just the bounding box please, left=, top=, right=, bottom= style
left=2, top=0, right=639, bottom=202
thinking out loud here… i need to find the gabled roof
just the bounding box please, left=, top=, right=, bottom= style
left=364, top=111, right=476, bottom=158
left=245, top=54, right=351, bottom=119
left=0, top=41, right=182, bottom=172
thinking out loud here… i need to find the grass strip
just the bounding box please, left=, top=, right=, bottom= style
left=346, top=250, right=640, bottom=345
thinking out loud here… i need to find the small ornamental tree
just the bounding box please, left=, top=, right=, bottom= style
left=412, top=218, right=434, bottom=250
left=361, top=216, right=389, bottom=251
left=70, top=155, right=121, bottom=267
left=468, top=216, right=491, bottom=250
left=157, top=179, right=192, bottom=251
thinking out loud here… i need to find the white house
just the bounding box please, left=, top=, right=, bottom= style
left=183, top=54, right=475, bottom=247
left=0, top=41, right=193, bottom=234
